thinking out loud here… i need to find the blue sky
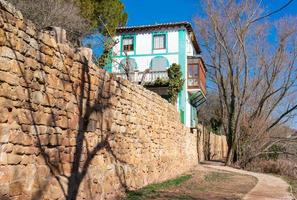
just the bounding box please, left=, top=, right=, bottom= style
left=89, top=0, right=297, bottom=56
left=122, top=0, right=297, bottom=26
left=120, top=0, right=297, bottom=128
left=121, top=0, right=201, bottom=26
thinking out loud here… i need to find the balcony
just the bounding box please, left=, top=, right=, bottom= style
left=113, top=70, right=168, bottom=84
left=187, top=56, right=206, bottom=94
left=187, top=56, right=207, bottom=108
left=113, top=70, right=169, bottom=98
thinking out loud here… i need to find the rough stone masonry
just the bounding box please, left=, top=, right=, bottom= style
left=0, top=1, right=199, bottom=199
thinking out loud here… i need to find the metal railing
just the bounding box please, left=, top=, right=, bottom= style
left=114, top=70, right=168, bottom=83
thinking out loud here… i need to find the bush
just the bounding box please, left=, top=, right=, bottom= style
left=167, top=63, right=184, bottom=104
left=9, top=0, right=89, bottom=43
left=247, top=159, right=297, bottom=179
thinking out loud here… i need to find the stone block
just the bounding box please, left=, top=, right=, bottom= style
left=7, top=153, right=22, bottom=165
left=31, top=91, right=45, bottom=105
left=0, top=46, right=15, bottom=59
left=0, top=123, right=10, bottom=143
left=20, top=155, right=32, bottom=165
left=0, top=183, right=9, bottom=198
left=38, top=32, right=57, bottom=48
left=55, top=116, right=68, bottom=129
left=0, top=71, right=19, bottom=86
left=0, top=107, right=9, bottom=123
left=15, top=109, right=32, bottom=125
left=0, top=28, right=7, bottom=46
left=24, top=57, right=40, bottom=70
left=9, top=181, right=23, bottom=196
left=0, top=152, right=8, bottom=165
left=40, top=45, right=53, bottom=56
left=1, top=143, right=13, bottom=153
left=0, top=57, right=16, bottom=72
left=25, top=24, right=36, bottom=37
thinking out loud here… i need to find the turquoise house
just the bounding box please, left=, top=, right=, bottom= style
left=107, top=22, right=206, bottom=128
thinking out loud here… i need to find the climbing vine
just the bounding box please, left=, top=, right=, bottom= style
left=167, top=63, right=184, bottom=104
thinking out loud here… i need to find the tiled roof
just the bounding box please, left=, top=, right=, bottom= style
left=116, top=22, right=201, bottom=54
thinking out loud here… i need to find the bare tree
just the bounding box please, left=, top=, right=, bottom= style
left=8, top=0, right=90, bottom=43
left=113, top=51, right=151, bottom=85
left=196, top=0, right=297, bottom=165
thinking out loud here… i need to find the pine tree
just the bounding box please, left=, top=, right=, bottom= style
left=76, top=0, right=127, bottom=66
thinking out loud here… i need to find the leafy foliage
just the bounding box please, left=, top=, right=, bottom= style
left=144, top=77, right=169, bottom=87
left=76, top=0, right=127, bottom=36
left=210, top=118, right=223, bottom=133
left=76, top=0, right=127, bottom=66
left=167, top=63, right=184, bottom=104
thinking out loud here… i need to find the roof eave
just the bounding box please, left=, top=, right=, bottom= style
left=116, top=22, right=201, bottom=54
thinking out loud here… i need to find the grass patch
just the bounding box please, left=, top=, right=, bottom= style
left=169, top=194, right=195, bottom=200
left=124, top=175, right=192, bottom=200
left=204, top=172, right=233, bottom=183
left=281, top=176, right=297, bottom=198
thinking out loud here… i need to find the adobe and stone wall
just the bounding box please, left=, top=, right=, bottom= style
left=197, top=124, right=228, bottom=162
left=0, top=1, right=198, bottom=199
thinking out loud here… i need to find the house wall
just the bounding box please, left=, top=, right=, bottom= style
left=111, top=27, right=200, bottom=128
left=112, top=29, right=183, bottom=72
left=0, top=2, right=199, bottom=199
left=112, top=54, right=179, bottom=72
left=184, top=32, right=197, bottom=127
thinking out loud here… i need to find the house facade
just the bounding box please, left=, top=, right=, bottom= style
left=106, top=22, right=206, bottom=128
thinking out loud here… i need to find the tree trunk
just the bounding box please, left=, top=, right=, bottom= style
left=226, top=138, right=238, bottom=166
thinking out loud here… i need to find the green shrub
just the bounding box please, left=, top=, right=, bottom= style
left=167, top=63, right=184, bottom=104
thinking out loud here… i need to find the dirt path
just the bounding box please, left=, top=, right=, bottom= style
left=204, top=164, right=294, bottom=200
left=125, top=165, right=257, bottom=200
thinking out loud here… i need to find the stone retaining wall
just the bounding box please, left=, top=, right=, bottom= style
left=197, top=124, right=228, bottom=162
left=0, top=1, right=198, bottom=199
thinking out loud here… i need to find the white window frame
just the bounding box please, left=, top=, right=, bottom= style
left=123, top=37, right=134, bottom=52
left=153, top=34, right=166, bottom=50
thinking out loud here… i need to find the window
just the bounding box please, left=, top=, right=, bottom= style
left=188, top=64, right=199, bottom=78
left=153, top=34, right=166, bottom=49
left=150, top=57, right=169, bottom=71
left=123, top=37, right=134, bottom=52
left=187, top=64, right=199, bottom=88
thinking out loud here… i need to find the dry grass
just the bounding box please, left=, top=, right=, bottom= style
left=123, top=166, right=257, bottom=200
left=247, top=159, right=297, bottom=198
left=247, top=159, right=297, bottom=179
left=281, top=176, right=297, bottom=199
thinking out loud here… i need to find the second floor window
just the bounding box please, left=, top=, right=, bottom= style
left=153, top=34, right=166, bottom=49
left=123, top=37, right=134, bottom=52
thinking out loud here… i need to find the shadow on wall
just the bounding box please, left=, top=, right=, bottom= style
left=0, top=2, right=199, bottom=200
left=0, top=4, right=130, bottom=200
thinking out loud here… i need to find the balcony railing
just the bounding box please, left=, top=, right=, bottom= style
left=113, top=70, right=168, bottom=84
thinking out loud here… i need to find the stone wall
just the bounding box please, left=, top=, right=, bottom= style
left=0, top=1, right=198, bottom=199
left=197, top=124, right=228, bottom=162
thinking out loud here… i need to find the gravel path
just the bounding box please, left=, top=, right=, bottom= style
left=204, top=164, right=294, bottom=200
